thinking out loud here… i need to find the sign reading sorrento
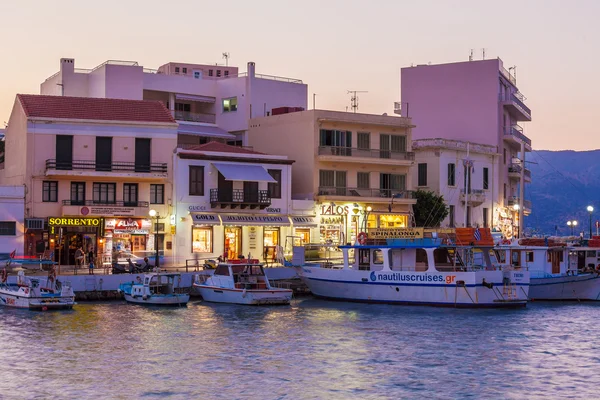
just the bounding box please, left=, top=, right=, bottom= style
left=48, top=217, right=102, bottom=227
left=369, top=228, right=424, bottom=239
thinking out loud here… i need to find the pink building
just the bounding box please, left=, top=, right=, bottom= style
left=41, top=58, right=307, bottom=146
left=401, top=58, right=532, bottom=235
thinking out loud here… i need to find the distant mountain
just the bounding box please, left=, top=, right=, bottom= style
left=525, top=150, right=600, bottom=236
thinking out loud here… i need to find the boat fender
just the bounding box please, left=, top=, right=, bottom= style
left=482, top=279, right=493, bottom=289
left=242, top=289, right=247, bottom=298
left=142, top=295, right=149, bottom=300
left=455, top=280, right=466, bottom=287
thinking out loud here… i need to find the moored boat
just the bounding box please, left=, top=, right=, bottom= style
left=193, top=261, right=293, bottom=305
left=118, top=272, right=190, bottom=306
left=293, top=228, right=529, bottom=308
left=0, top=269, right=76, bottom=310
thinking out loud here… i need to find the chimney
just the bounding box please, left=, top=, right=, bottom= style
left=247, top=62, right=255, bottom=78
left=60, top=58, right=75, bottom=74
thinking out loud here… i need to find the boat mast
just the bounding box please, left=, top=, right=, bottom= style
left=464, top=142, right=470, bottom=228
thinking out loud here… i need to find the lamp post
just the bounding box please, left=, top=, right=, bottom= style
left=513, top=204, right=520, bottom=239
left=567, top=220, right=577, bottom=236
left=149, top=209, right=160, bottom=269
left=587, top=205, right=594, bottom=239
left=363, top=206, right=372, bottom=232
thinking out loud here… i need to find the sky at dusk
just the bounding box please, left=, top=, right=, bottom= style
left=0, top=0, right=598, bottom=151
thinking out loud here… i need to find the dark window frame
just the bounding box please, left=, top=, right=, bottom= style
left=448, top=163, right=456, bottom=186
left=150, top=184, right=165, bottom=204
left=0, top=222, right=16, bottom=236
left=123, top=183, right=139, bottom=206
left=483, top=167, right=489, bottom=190
left=42, top=181, right=58, bottom=203
left=267, top=169, right=282, bottom=199
left=70, top=182, right=86, bottom=205
left=418, top=163, right=428, bottom=187
left=189, top=166, right=205, bottom=196
left=93, top=182, right=116, bottom=204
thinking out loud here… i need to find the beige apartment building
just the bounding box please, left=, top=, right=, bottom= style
left=248, top=110, right=416, bottom=245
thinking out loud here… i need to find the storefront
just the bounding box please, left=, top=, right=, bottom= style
left=290, top=216, right=318, bottom=246
left=104, top=218, right=153, bottom=260
left=47, top=217, right=104, bottom=265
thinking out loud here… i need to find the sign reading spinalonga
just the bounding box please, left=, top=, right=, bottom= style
left=368, top=228, right=424, bottom=239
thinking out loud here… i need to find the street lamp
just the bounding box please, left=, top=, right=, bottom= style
left=363, top=206, right=372, bottom=232
left=513, top=204, right=520, bottom=239
left=567, top=220, right=578, bottom=236
left=588, top=205, right=594, bottom=239
left=149, top=209, right=160, bottom=270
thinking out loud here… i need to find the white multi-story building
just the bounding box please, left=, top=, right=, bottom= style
left=0, top=185, right=25, bottom=255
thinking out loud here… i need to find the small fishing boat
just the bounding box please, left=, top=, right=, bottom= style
left=193, top=261, right=293, bottom=305
left=0, top=269, right=76, bottom=310
left=118, top=272, right=189, bottom=306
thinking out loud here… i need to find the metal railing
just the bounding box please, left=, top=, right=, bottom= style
left=210, top=188, right=271, bottom=205
left=524, top=168, right=531, bottom=179
left=318, top=186, right=415, bottom=199
left=318, top=146, right=415, bottom=161
left=142, top=68, right=303, bottom=83
left=500, top=66, right=517, bottom=85
left=499, top=92, right=531, bottom=117
left=46, top=159, right=168, bottom=173
left=503, top=126, right=532, bottom=146
left=173, top=110, right=216, bottom=124
left=62, top=200, right=149, bottom=207
left=412, top=138, right=498, bottom=154
left=507, top=198, right=532, bottom=209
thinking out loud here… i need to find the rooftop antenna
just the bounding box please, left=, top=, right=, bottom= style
left=222, top=52, right=230, bottom=66
left=469, top=49, right=473, bottom=61
left=347, top=90, right=368, bottom=113
left=482, top=48, right=486, bottom=60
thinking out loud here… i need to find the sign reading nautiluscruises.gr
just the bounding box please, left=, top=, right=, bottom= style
left=369, top=228, right=424, bottom=239
left=48, top=217, right=103, bottom=227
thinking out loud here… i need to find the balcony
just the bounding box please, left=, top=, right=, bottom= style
left=173, top=110, right=216, bottom=124
left=393, top=101, right=402, bottom=115
left=61, top=200, right=150, bottom=217
left=503, top=125, right=532, bottom=150
left=45, top=159, right=168, bottom=179
left=499, top=92, right=531, bottom=121
left=508, top=164, right=532, bottom=182
left=317, top=146, right=415, bottom=165
left=317, top=186, right=416, bottom=203
left=459, top=189, right=486, bottom=206
left=507, top=197, right=532, bottom=215
left=210, top=188, right=271, bottom=209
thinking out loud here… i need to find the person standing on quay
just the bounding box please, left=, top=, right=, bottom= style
left=88, top=247, right=95, bottom=275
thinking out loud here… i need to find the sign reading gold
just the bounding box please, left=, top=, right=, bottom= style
left=369, top=228, right=424, bottom=239
left=48, top=217, right=102, bottom=227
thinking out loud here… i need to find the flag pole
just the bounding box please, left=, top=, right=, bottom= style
left=464, top=142, right=470, bottom=228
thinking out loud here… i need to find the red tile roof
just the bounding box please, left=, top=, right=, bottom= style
left=17, top=94, right=176, bottom=124
left=184, top=141, right=265, bottom=155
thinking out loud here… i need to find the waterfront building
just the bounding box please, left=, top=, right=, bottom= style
left=248, top=110, right=416, bottom=245
left=400, top=58, right=532, bottom=237
left=41, top=58, right=307, bottom=146
left=0, top=185, right=25, bottom=254
left=0, top=94, right=178, bottom=264
left=172, top=142, right=315, bottom=265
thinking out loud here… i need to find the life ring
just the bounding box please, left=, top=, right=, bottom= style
left=357, top=232, right=368, bottom=245
left=1, top=268, right=7, bottom=283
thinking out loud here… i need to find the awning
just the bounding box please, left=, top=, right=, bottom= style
left=290, top=216, right=318, bottom=227
left=213, top=163, right=276, bottom=183
left=178, top=124, right=236, bottom=139
left=191, top=213, right=221, bottom=225
left=221, top=214, right=290, bottom=226
left=175, top=94, right=215, bottom=103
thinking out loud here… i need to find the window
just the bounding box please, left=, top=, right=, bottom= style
left=123, top=183, right=138, bottom=206
left=150, top=184, right=164, bottom=204
left=209, top=69, right=213, bottom=77
left=380, top=134, right=407, bottom=158
left=504, top=184, right=507, bottom=200
left=175, top=103, right=191, bottom=112
left=357, top=132, right=370, bottom=150
left=267, top=169, right=282, bottom=199
left=380, top=173, right=406, bottom=197
left=483, top=167, right=489, bottom=190
left=448, top=163, right=456, bottom=186
left=43, top=181, right=58, bottom=202
left=483, top=208, right=489, bottom=228
left=526, top=251, right=534, bottom=262
left=189, top=166, right=204, bottom=196
left=93, top=183, right=116, bottom=204
left=224, top=71, right=229, bottom=77
left=319, top=170, right=346, bottom=195
left=418, top=163, right=428, bottom=186
left=70, top=182, right=85, bottom=205
left=503, top=149, right=507, bottom=164
left=463, top=164, right=472, bottom=192
left=449, top=205, right=455, bottom=227
left=319, top=129, right=352, bottom=155
left=222, top=97, right=238, bottom=112
left=192, top=227, right=213, bottom=253
left=182, top=67, right=187, bottom=74
left=357, top=172, right=370, bottom=189
left=0, top=222, right=16, bottom=236
left=194, top=71, right=200, bottom=79
left=216, top=70, right=222, bottom=77
left=175, top=67, right=180, bottom=73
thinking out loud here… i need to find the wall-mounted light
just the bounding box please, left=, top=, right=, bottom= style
left=170, top=215, right=176, bottom=225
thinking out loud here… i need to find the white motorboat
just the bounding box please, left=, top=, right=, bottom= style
left=193, top=262, right=293, bottom=305
left=118, top=272, right=189, bottom=306
left=0, top=270, right=75, bottom=310
left=495, top=238, right=600, bottom=301
left=293, top=228, right=529, bottom=308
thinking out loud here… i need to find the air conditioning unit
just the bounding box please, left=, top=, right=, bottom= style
left=25, top=218, right=45, bottom=230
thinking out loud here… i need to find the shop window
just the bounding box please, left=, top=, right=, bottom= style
left=267, top=169, right=282, bottom=199
left=192, top=226, right=213, bottom=253
left=93, top=182, right=116, bottom=204
left=189, top=166, right=204, bottom=196
left=43, top=181, right=58, bottom=202
left=379, top=214, right=408, bottom=228
left=264, top=228, right=280, bottom=262
left=295, top=229, right=311, bottom=245
left=123, top=183, right=138, bottom=206
left=150, top=184, right=164, bottom=204
left=222, top=97, right=238, bottom=112
left=0, top=222, right=16, bottom=236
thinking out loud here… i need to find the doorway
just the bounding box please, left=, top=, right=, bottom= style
left=224, top=227, right=242, bottom=260
left=263, top=227, right=280, bottom=262
left=132, top=235, right=146, bottom=252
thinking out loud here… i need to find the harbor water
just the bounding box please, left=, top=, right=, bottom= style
left=1, top=299, right=600, bottom=399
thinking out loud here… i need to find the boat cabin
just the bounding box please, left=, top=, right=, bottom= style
left=212, top=263, right=270, bottom=290
left=131, top=273, right=181, bottom=297
left=492, top=246, right=575, bottom=277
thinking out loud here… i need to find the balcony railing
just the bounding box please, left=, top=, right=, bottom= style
left=62, top=200, right=149, bottom=207
left=508, top=198, right=532, bottom=210
left=460, top=189, right=486, bottom=205
left=318, top=146, right=415, bottom=161
left=210, top=188, right=271, bottom=209
left=318, top=186, right=415, bottom=199
left=173, top=110, right=216, bottom=124
left=499, top=92, right=531, bottom=120
left=524, top=168, right=531, bottom=179
left=46, top=159, right=168, bottom=174
left=503, top=126, right=531, bottom=146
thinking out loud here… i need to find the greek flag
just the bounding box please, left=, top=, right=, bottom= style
left=474, top=228, right=481, bottom=241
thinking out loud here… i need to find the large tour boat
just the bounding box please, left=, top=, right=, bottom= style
left=495, top=238, right=600, bottom=301
left=193, top=261, right=293, bottom=305
left=0, top=269, right=76, bottom=310
left=292, top=228, right=529, bottom=308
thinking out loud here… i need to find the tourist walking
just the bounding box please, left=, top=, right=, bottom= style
left=74, top=247, right=84, bottom=274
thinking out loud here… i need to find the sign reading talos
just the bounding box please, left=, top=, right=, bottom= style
left=369, top=228, right=424, bottom=239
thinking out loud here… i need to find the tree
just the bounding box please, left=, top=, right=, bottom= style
left=413, top=190, right=449, bottom=227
